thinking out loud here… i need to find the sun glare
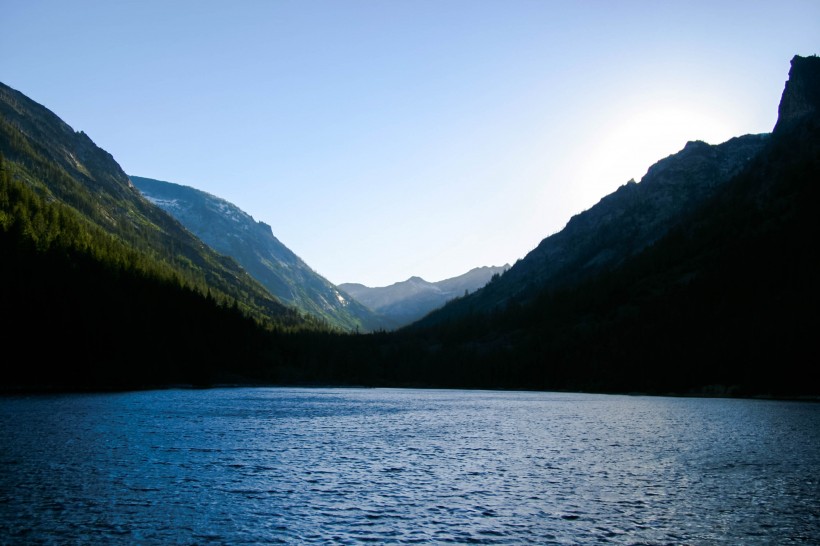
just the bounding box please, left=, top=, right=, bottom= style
left=571, top=103, right=737, bottom=212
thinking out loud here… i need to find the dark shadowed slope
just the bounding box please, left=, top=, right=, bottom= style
left=384, top=55, right=819, bottom=397
left=415, top=132, right=770, bottom=327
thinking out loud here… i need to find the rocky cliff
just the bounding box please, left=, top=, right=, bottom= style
left=774, top=54, right=820, bottom=133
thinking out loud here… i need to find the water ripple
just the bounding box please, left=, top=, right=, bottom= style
left=1, top=388, right=819, bottom=544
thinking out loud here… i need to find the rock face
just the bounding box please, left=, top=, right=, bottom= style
left=0, top=82, right=137, bottom=203
left=340, top=265, right=509, bottom=327
left=131, top=176, right=393, bottom=332
left=774, top=55, right=820, bottom=133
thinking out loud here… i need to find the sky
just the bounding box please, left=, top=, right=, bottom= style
left=2, top=1, right=818, bottom=287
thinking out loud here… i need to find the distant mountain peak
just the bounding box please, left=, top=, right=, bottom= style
left=339, top=264, right=510, bottom=327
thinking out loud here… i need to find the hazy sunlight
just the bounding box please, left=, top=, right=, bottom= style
left=572, top=103, right=738, bottom=212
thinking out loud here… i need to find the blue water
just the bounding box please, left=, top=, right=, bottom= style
left=1, top=388, right=818, bottom=545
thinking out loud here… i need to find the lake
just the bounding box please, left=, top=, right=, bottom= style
left=1, top=388, right=818, bottom=544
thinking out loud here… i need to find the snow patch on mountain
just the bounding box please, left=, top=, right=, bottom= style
left=143, top=195, right=182, bottom=211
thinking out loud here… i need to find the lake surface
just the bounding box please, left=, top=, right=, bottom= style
left=1, top=388, right=818, bottom=545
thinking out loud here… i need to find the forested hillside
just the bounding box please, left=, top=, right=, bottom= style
left=0, top=82, right=327, bottom=390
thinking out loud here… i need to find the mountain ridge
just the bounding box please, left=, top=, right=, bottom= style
left=412, top=131, right=770, bottom=327
left=1, top=77, right=328, bottom=389
left=384, top=53, right=819, bottom=395
left=131, top=175, right=394, bottom=332
left=0, top=79, right=313, bottom=328
left=340, top=264, right=509, bottom=327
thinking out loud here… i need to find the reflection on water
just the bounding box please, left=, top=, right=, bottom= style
left=1, top=388, right=818, bottom=544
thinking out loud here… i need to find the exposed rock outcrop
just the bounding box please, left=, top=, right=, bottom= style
left=774, top=54, right=820, bottom=133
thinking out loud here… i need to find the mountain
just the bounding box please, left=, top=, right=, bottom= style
left=131, top=176, right=393, bottom=333
left=0, top=81, right=312, bottom=328
left=260, top=52, right=818, bottom=396
left=2, top=54, right=817, bottom=397
left=340, top=265, right=509, bottom=327
left=413, top=133, right=770, bottom=327
left=0, top=80, right=325, bottom=390
left=381, top=54, right=819, bottom=396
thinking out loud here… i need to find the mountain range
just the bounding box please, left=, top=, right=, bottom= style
left=130, top=176, right=509, bottom=332
left=1, top=54, right=817, bottom=396
left=339, top=265, right=509, bottom=327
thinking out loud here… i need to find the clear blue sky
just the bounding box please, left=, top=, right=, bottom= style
left=2, top=1, right=818, bottom=287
